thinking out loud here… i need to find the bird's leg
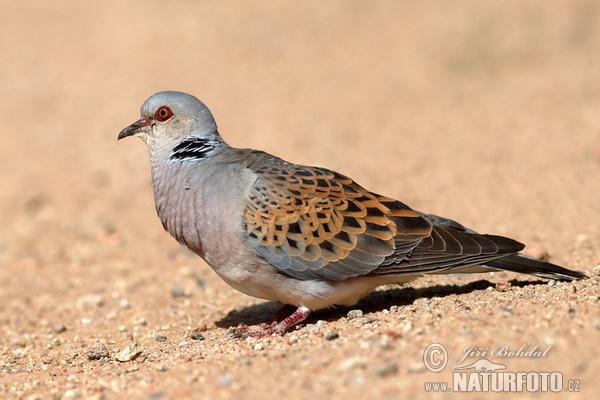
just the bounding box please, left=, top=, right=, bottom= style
left=232, top=306, right=311, bottom=338
left=268, top=304, right=300, bottom=324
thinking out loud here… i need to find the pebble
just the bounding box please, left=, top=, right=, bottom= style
left=500, top=306, right=513, bottom=316
left=195, top=322, right=208, bottom=332
left=306, top=324, right=320, bottom=331
left=76, top=293, right=105, bottom=310
left=170, top=286, right=188, bottom=298
left=115, top=343, right=142, bottom=362
left=344, top=374, right=365, bottom=385
left=407, top=362, right=426, bottom=373
left=52, top=322, right=67, bottom=334
left=190, top=332, right=205, bottom=341
left=347, top=309, right=363, bottom=319
left=220, top=373, right=234, bottom=388
left=547, top=280, right=556, bottom=287
left=288, top=334, right=299, bottom=344
left=324, top=332, right=339, bottom=341
left=569, top=284, right=577, bottom=294
left=370, top=360, right=398, bottom=377
left=119, top=299, right=131, bottom=309
left=339, top=356, right=367, bottom=371
left=86, top=342, right=109, bottom=360
left=155, top=334, right=167, bottom=343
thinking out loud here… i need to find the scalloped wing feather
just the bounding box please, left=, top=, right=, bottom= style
left=243, top=158, right=433, bottom=281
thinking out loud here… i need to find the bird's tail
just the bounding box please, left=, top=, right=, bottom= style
left=486, top=253, right=586, bottom=281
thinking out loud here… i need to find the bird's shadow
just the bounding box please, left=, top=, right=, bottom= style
left=214, top=278, right=548, bottom=329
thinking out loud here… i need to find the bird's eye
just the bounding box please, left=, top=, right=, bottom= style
left=155, top=106, right=173, bottom=122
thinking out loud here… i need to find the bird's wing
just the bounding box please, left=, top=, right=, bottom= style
left=242, top=155, right=432, bottom=281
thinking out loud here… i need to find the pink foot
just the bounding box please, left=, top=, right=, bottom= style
left=230, top=306, right=311, bottom=338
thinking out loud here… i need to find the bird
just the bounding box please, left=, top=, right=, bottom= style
left=118, top=91, right=587, bottom=337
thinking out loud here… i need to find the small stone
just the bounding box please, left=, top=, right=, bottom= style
left=500, top=306, right=513, bottom=316
left=195, top=323, right=208, bottom=332
left=576, top=234, right=589, bottom=243
left=115, top=343, right=142, bottom=362
left=306, top=323, right=320, bottom=331
left=253, top=342, right=264, bottom=351
left=593, top=265, right=600, bottom=276
left=190, top=332, right=205, bottom=341
left=288, top=334, right=299, bottom=344
left=220, top=373, right=234, bottom=387
left=76, top=293, right=105, bottom=310
left=156, top=334, right=167, bottom=342
left=52, top=323, right=67, bottom=333
left=344, top=374, right=365, bottom=385
left=170, top=286, right=187, bottom=298
left=495, top=281, right=511, bottom=292
left=119, top=299, right=131, bottom=309
left=347, top=309, right=363, bottom=319
left=324, top=332, right=339, bottom=341
left=339, top=356, right=367, bottom=371
left=86, top=342, right=109, bottom=360
left=370, top=360, right=398, bottom=377
left=548, top=280, right=556, bottom=287
left=569, top=284, right=577, bottom=294
left=407, top=362, right=426, bottom=373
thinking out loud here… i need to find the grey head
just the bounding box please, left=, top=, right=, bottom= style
left=118, top=91, right=220, bottom=146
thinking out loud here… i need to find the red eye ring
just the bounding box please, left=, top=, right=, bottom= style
left=155, top=106, right=173, bottom=122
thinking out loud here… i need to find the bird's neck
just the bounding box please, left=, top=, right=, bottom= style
left=146, top=138, right=237, bottom=257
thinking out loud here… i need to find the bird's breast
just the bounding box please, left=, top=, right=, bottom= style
left=150, top=159, right=254, bottom=276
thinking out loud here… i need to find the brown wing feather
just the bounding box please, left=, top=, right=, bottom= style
left=242, top=153, right=432, bottom=281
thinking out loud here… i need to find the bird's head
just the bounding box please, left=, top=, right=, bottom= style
left=118, top=91, right=219, bottom=145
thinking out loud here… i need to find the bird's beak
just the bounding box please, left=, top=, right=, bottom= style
left=118, top=119, right=151, bottom=140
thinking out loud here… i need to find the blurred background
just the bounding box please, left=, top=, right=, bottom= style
left=1, top=0, right=598, bottom=397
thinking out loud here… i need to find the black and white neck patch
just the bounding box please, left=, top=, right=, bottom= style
left=170, top=137, right=216, bottom=161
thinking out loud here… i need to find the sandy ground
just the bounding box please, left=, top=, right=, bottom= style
left=1, top=1, right=599, bottom=399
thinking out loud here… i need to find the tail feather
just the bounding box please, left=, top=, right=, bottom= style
left=486, top=253, right=586, bottom=281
